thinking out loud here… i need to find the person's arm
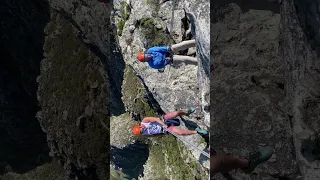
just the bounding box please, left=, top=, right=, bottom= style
left=142, top=117, right=167, bottom=127
left=148, top=46, right=169, bottom=53
left=149, top=54, right=168, bottom=69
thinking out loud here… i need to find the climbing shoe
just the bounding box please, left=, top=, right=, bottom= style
left=195, top=128, right=208, bottom=135
left=241, top=147, right=273, bottom=174
left=187, top=107, right=195, bottom=116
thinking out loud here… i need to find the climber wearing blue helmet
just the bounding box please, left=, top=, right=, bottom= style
left=137, top=39, right=198, bottom=71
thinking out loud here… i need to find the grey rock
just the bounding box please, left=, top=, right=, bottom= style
left=128, top=25, right=135, bottom=33
left=297, top=131, right=310, bottom=140
left=187, top=47, right=196, bottom=56
left=281, top=0, right=320, bottom=178
left=163, top=9, right=186, bottom=43
left=90, top=80, right=99, bottom=89
left=212, top=0, right=320, bottom=179
left=85, top=106, right=93, bottom=117
left=37, top=12, right=110, bottom=180
left=268, top=154, right=277, bottom=163
left=62, top=110, right=68, bottom=120
left=211, top=3, right=298, bottom=179
left=76, top=115, right=86, bottom=129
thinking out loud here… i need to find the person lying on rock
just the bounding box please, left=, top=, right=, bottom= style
left=210, top=147, right=273, bottom=179
left=137, top=39, right=197, bottom=72
left=132, top=107, right=208, bottom=136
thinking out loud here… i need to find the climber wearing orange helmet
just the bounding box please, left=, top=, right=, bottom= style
left=137, top=39, right=197, bottom=70
left=137, top=46, right=172, bottom=70
left=132, top=108, right=208, bottom=136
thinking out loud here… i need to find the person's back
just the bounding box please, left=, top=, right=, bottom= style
left=137, top=40, right=197, bottom=70
left=141, top=121, right=164, bottom=136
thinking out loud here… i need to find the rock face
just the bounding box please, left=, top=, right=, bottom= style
left=113, top=0, right=210, bottom=127
left=111, top=0, right=210, bottom=178
left=211, top=1, right=320, bottom=179
left=2, top=0, right=210, bottom=179
left=281, top=0, right=320, bottom=179
left=2, top=159, right=68, bottom=180
left=0, top=0, right=51, bottom=175
left=37, top=12, right=109, bottom=179
left=48, top=0, right=125, bottom=116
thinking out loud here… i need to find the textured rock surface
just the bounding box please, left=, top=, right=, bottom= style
left=211, top=2, right=299, bottom=180
left=281, top=0, right=320, bottom=179
left=2, top=159, right=68, bottom=180
left=112, top=0, right=210, bottom=178
left=48, top=0, right=125, bottom=116
left=211, top=1, right=320, bottom=179
left=37, top=12, right=109, bottom=179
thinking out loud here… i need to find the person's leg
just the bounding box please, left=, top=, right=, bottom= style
left=168, top=126, right=197, bottom=135
left=163, top=108, right=196, bottom=120
left=163, top=110, right=188, bottom=120
left=172, top=55, right=198, bottom=63
left=241, top=147, right=273, bottom=173
left=210, top=147, right=273, bottom=177
left=211, top=155, right=249, bottom=176
left=171, top=39, right=196, bottom=53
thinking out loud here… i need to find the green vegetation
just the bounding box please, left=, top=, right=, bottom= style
left=148, top=136, right=205, bottom=180
left=117, top=2, right=131, bottom=36
left=146, top=0, right=161, bottom=15
left=140, top=17, right=154, bottom=27
left=117, top=20, right=126, bottom=36
left=122, top=67, right=205, bottom=179
left=122, top=66, right=157, bottom=118
left=139, top=17, right=173, bottom=47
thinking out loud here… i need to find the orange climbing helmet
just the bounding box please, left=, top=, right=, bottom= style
left=132, top=125, right=141, bottom=135
left=137, top=52, right=146, bottom=62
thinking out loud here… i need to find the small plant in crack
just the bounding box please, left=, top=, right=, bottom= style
left=117, top=2, right=131, bottom=36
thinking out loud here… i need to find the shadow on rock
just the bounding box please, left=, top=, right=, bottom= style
left=0, top=0, right=51, bottom=174
left=180, top=116, right=200, bottom=130
left=172, top=59, right=198, bottom=68
left=111, top=142, right=149, bottom=179
left=100, top=31, right=126, bottom=116
left=301, top=138, right=320, bottom=162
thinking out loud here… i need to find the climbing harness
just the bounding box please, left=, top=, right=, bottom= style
left=163, top=126, right=210, bottom=158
